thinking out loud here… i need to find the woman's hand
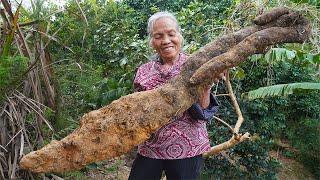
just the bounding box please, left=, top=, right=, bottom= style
left=213, top=71, right=226, bottom=84
left=198, top=72, right=225, bottom=108
left=198, top=85, right=211, bottom=108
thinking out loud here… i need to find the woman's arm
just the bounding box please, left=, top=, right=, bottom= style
left=198, top=85, right=211, bottom=108
left=188, top=72, right=225, bottom=121
left=188, top=93, right=219, bottom=122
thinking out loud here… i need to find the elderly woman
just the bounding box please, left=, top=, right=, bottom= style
left=129, top=12, right=219, bottom=180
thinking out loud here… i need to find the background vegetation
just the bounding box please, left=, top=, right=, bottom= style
left=0, top=0, right=319, bottom=179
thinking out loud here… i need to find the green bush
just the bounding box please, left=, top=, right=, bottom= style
left=238, top=48, right=320, bottom=177
left=287, top=93, right=320, bottom=176
left=53, top=62, right=104, bottom=135
left=0, top=56, right=28, bottom=98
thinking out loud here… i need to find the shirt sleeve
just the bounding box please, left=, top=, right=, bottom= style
left=188, top=93, right=219, bottom=122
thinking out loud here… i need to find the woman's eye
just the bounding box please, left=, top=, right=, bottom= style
left=169, top=32, right=176, bottom=36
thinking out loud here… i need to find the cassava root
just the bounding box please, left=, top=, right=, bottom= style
left=19, top=7, right=310, bottom=173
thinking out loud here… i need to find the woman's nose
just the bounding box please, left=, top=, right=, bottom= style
left=161, top=35, right=170, bottom=44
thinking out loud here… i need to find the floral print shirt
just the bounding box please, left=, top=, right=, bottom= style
left=133, top=53, right=212, bottom=159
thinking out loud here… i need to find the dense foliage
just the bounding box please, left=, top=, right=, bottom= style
left=1, top=0, right=319, bottom=179
left=0, top=56, right=28, bottom=99
left=241, top=48, right=320, bottom=177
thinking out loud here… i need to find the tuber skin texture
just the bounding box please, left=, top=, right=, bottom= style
left=253, top=7, right=289, bottom=25
left=19, top=8, right=310, bottom=173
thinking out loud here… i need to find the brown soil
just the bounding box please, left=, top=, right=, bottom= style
left=269, top=150, right=316, bottom=180
left=83, top=154, right=133, bottom=180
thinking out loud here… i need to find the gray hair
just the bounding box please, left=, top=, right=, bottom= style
left=147, top=11, right=183, bottom=49
left=147, top=11, right=181, bottom=38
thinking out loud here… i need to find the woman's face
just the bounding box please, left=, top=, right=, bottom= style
left=151, top=17, right=182, bottom=63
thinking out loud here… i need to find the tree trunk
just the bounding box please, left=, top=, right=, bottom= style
left=19, top=7, right=310, bottom=173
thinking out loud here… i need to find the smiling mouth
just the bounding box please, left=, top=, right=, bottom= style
left=162, top=46, right=174, bottom=52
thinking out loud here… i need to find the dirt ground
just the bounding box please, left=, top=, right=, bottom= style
left=269, top=150, right=316, bottom=180
left=83, top=153, right=134, bottom=180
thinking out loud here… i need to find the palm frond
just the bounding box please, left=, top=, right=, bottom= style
left=246, top=82, right=320, bottom=100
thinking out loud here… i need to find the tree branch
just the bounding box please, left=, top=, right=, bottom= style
left=203, top=70, right=249, bottom=158
left=212, top=115, right=234, bottom=134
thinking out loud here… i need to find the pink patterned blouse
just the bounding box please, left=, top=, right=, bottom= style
left=133, top=53, right=211, bottom=159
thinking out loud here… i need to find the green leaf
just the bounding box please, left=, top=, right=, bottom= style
left=233, top=67, right=246, bottom=80
left=86, top=163, right=98, bottom=170
left=100, top=87, right=128, bottom=106
left=250, top=54, right=263, bottom=62
left=129, top=41, right=139, bottom=47
left=305, top=54, right=314, bottom=62
left=286, top=50, right=296, bottom=59
left=274, top=48, right=285, bottom=61
left=264, top=48, right=296, bottom=63
left=313, top=53, right=320, bottom=64
left=120, top=57, right=128, bottom=66
left=245, top=83, right=320, bottom=100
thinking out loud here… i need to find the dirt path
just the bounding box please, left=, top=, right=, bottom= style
left=270, top=151, right=316, bottom=180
